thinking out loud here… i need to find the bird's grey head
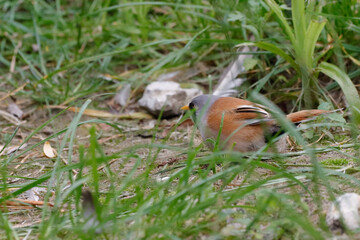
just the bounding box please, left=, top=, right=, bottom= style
left=187, top=94, right=220, bottom=122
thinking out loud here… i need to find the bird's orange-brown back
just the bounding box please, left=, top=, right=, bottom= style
left=206, top=97, right=269, bottom=147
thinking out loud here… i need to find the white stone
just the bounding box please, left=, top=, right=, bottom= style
left=326, top=193, right=360, bottom=231
left=138, top=81, right=202, bottom=117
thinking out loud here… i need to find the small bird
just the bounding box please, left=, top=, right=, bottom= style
left=181, top=94, right=329, bottom=152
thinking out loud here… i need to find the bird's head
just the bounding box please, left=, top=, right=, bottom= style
left=181, top=94, right=220, bottom=123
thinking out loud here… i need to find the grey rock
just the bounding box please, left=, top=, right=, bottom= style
left=327, top=193, right=360, bottom=231
left=138, top=81, right=202, bottom=117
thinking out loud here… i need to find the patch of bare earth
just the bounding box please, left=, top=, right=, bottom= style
left=1, top=100, right=357, bottom=236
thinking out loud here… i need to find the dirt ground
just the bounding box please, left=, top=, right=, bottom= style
left=1, top=100, right=358, bottom=238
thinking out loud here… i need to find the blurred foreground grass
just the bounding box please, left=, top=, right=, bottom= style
left=1, top=0, right=360, bottom=239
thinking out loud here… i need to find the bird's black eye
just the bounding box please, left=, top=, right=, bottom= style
left=189, top=102, right=195, bottom=109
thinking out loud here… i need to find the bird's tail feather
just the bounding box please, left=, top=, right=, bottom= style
left=287, top=109, right=343, bottom=124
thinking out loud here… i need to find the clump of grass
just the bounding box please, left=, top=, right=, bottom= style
left=321, top=158, right=350, bottom=166
left=249, top=0, right=360, bottom=120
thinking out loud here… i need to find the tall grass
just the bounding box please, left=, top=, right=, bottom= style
left=1, top=0, right=360, bottom=239
left=252, top=0, right=360, bottom=117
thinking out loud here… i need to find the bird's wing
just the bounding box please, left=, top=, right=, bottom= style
left=232, top=104, right=271, bottom=120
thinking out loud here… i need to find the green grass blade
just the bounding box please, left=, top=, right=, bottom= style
left=0, top=214, right=19, bottom=240
left=31, top=6, right=47, bottom=76
left=265, top=0, right=296, bottom=45
left=39, top=99, right=92, bottom=237
left=253, top=41, right=299, bottom=72
left=291, top=0, right=306, bottom=51
left=249, top=93, right=309, bottom=153
left=304, top=20, right=326, bottom=68
left=318, top=62, right=360, bottom=124
left=93, top=1, right=213, bottom=15
left=0, top=173, right=51, bottom=204
left=39, top=38, right=188, bottom=85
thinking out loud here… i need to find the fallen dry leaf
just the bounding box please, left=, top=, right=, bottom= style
left=47, top=105, right=153, bottom=119
left=43, top=141, right=56, bottom=158
left=0, top=109, right=24, bottom=125
left=0, top=144, right=28, bottom=156
left=8, top=102, right=23, bottom=118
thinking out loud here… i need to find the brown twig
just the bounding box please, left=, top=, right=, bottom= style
left=2, top=199, right=54, bottom=209
left=46, top=105, right=152, bottom=119
left=0, top=82, right=28, bottom=103
left=10, top=41, right=22, bottom=73
left=97, top=158, right=119, bottom=171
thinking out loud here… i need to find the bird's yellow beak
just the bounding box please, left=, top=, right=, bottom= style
left=181, top=105, right=190, bottom=110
